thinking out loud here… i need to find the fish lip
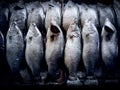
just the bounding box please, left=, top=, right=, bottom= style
left=104, top=18, right=115, bottom=32
left=50, top=25, right=60, bottom=34
left=49, top=19, right=61, bottom=35
left=48, top=3, right=54, bottom=8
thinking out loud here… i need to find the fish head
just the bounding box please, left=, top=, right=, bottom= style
left=101, top=18, right=116, bottom=40
left=47, top=19, right=61, bottom=41
left=67, top=18, right=80, bottom=38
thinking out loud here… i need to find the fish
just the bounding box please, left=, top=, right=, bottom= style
left=79, top=4, right=99, bottom=29
left=25, top=22, right=44, bottom=81
left=97, top=3, right=115, bottom=28
left=0, top=31, right=5, bottom=79
left=82, top=20, right=100, bottom=77
left=0, top=31, right=4, bottom=64
left=9, top=0, right=27, bottom=36
left=27, top=2, right=45, bottom=30
left=101, top=18, right=118, bottom=77
left=6, top=21, right=24, bottom=81
left=45, top=2, right=61, bottom=31
left=0, top=1, right=9, bottom=36
left=45, top=19, right=64, bottom=82
left=64, top=18, right=82, bottom=81
left=62, top=0, right=79, bottom=31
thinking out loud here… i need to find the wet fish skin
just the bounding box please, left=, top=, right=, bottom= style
left=64, top=18, right=82, bottom=80
left=25, top=23, right=44, bottom=80
left=101, top=18, right=118, bottom=76
left=82, top=20, right=100, bottom=77
left=6, top=21, right=24, bottom=75
left=45, top=20, right=64, bottom=81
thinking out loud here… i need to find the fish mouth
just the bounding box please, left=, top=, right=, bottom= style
left=104, top=18, right=115, bottom=32
left=104, top=26, right=114, bottom=33
left=48, top=3, right=54, bottom=8
left=50, top=25, right=60, bottom=34
left=14, top=6, right=23, bottom=10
